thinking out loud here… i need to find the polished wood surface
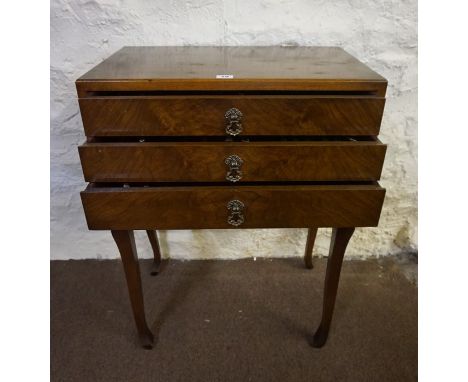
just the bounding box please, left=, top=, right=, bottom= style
left=111, top=230, right=154, bottom=349
left=312, top=227, right=355, bottom=348
left=79, top=96, right=385, bottom=136
left=81, top=184, right=385, bottom=230
left=79, top=140, right=387, bottom=182
left=76, top=46, right=387, bottom=95
left=76, top=46, right=388, bottom=348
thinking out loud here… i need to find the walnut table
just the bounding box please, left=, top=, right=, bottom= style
left=76, top=46, right=387, bottom=349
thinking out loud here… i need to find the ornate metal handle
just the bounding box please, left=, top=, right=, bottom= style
left=225, top=154, right=243, bottom=182
left=225, top=108, right=243, bottom=136
left=227, top=200, right=245, bottom=226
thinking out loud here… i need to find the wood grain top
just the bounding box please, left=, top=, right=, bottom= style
left=76, top=46, right=387, bottom=94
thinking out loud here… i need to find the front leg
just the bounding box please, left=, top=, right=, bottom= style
left=146, top=230, right=162, bottom=276
left=311, top=227, right=355, bottom=348
left=112, top=230, right=154, bottom=349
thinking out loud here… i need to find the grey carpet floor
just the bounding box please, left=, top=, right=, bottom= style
left=51, top=258, right=417, bottom=382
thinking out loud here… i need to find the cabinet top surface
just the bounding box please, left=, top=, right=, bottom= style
left=78, top=46, right=385, bottom=82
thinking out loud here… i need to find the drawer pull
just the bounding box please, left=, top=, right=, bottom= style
left=225, top=154, right=243, bottom=182
left=225, top=108, right=243, bottom=136
left=227, top=200, right=245, bottom=226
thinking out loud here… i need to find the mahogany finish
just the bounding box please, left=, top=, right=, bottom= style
left=76, top=46, right=388, bottom=349
left=79, top=96, right=385, bottom=137
left=79, top=140, right=387, bottom=182
left=111, top=230, right=154, bottom=349
left=76, top=46, right=387, bottom=96
left=312, top=227, right=355, bottom=347
left=81, top=184, right=385, bottom=230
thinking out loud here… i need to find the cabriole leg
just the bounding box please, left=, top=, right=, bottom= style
left=112, top=230, right=154, bottom=349
left=311, top=227, right=355, bottom=348
left=304, top=228, right=318, bottom=269
left=146, top=230, right=162, bottom=276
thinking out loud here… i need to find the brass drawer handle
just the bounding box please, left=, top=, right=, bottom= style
left=225, top=108, right=243, bottom=136
left=225, top=154, right=243, bottom=182
left=227, top=200, right=245, bottom=226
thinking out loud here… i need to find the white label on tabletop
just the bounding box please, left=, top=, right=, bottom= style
left=216, top=74, right=234, bottom=79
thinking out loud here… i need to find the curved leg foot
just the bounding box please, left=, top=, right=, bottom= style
left=311, top=325, right=328, bottom=348
left=304, top=228, right=318, bottom=269
left=139, top=328, right=155, bottom=350
left=310, top=227, right=355, bottom=348
left=146, top=230, right=162, bottom=276
left=150, top=261, right=161, bottom=276
left=112, top=230, right=155, bottom=349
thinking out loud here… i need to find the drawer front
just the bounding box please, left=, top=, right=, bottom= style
left=81, top=184, right=385, bottom=230
left=79, top=96, right=385, bottom=137
left=79, top=141, right=387, bottom=182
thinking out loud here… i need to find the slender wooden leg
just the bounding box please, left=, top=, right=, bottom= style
left=304, top=228, right=318, bottom=269
left=311, top=227, right=355, bottom=348
left=146, top=230, right=162, bottom=276
left=111, top=230, right=154, bottom=349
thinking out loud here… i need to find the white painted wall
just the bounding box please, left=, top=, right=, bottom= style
left=51, top=0, right=417, bottom=260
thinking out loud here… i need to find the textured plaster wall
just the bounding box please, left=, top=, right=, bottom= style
left=51, top=0, right=417, bottom=260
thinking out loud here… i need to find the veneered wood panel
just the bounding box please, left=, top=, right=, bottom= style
left=79, top=141, right=387, bottom=182
left=81, top=184, right=386, bottom=230
left=79, top=96, right=385, bottom=136
left=76, top=47, right=387, bottom=96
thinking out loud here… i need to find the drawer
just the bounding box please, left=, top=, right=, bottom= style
left=81, top=183, right=385, bottom=230
left=79, top=140, right=386, bottom=182
left=78, top=96, right=385, bottom=137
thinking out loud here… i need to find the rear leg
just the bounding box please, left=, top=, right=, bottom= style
left=304, top=228, right=318, bottom=269
left=146, top=230, right=162, bottom=276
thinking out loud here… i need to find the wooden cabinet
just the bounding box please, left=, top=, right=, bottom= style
left=76, top=46, right=387, bottom=349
